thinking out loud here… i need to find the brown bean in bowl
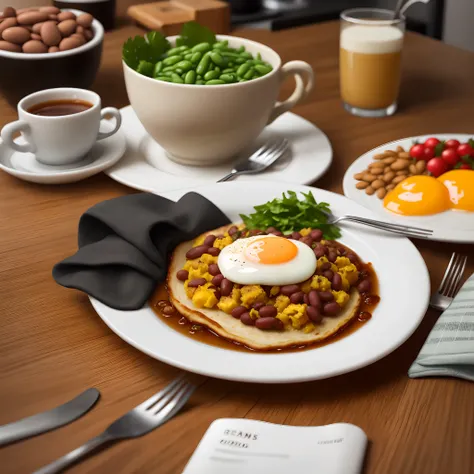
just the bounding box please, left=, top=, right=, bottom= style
left=0, top=7, right=103, bottom=106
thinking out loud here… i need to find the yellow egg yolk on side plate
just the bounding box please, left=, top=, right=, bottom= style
left=383, top=175, right=451, bottom=216
left=438, top=169, right=474, bottom=212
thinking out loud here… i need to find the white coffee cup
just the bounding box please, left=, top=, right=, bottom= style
left=0, top=88, right=122, bottom=166
left=123, top=35, right=314, bottom=166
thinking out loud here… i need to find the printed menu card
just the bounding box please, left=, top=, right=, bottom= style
left=182, top=418, right=368, bottom=474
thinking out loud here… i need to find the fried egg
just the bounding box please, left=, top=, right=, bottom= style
left=217, top=234, right=317, bottom=285
left=438, top=169, right=474, bottom=212
left=383, top=175, right=451, bottom=216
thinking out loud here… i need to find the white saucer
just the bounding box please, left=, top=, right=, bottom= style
left=104, top=105, right=332, bottom=193
left=0, top=127, right=126, bottom=185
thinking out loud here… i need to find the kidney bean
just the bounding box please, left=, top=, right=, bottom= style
left=347, top=253, right=358, bottom=264
left=332, top=273, right=343, bottom=291
left=323, top=302, right=340, bottom=316
left=320, top=261, right=331, bottom=271
left=323, top=270, right=334, bottom=280
left=240, top=312, right=255, bottom=326
left=259, top=305, right=277, bottom=318
left=310, top=229, right=323, bottom=241
left=188, top=278, right=207, bottom=287
left=338, top=246, right=347, bottom=256
left=256, top=317, right=278, bottom=330
left=299, top=236, right=313, bottom=247
left=207, top=247, right=221, bottom=256
left=203, top=234, right=216, bottom=246
left=318, top=291, right=334, bottom=302
left=314, top=244, right=327, bottom=258
left=213, top=288, right=221, bottom=300
left=186, top=245, right=209, bottom=259
left=308, top=290, right=321, bottom=309
left=291, top=231, right=301, bottom=240
left=270, top=231, right=283, bottom=237
left=220, top=278, right=233, bottom=296
left=274, top=319, right=284, bottom=330
left=231, top=306, right=247, bottom=319
left=252, top=302, right=264, bottom=310
left=211, top=274, right=224, bottom=286
left=360, top=270, right=369, bottom=279
left=357, top=279, right=372, bottom=293
left=248, top=229, right=263, bottom=236
left=208, top=263, right=220, bottom=276
left=266, top=226, right=277, bottom=233
left=303, top=293, right=309, bottom=304
left=176, top=269, right=189, bottom=281
left=163, top=305, right=176, bottom=315
left=281, top=284, right=300, bottom=296
left=327, top=249, right=338, bottom=263
left=290, top=291, right=304, bottom=304
left=228, top=225, right=238, bottom=235
left=262, top=285, right=272, bottom=297
left=307, top=306, right=322, bottom=323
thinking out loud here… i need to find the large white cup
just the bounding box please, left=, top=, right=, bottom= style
left=1, top=88, right=122, bottom=166
left=123, top=35, right=314, bottom=166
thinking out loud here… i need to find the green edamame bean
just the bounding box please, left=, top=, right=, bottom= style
left=190, top=52, right=202, bottom=63
left=184, top=53, right=194, bottom=61
left=239, top=52, right=252, bottom=59
left=174, top=60, right=192, bottom=72
left=221, top=51, right=239, bottom=58
left=228, top=61, right=235, bottom=67
left=196, top=53, right=211, bottom=76
left=175, top=68, right=183, bottom=74
left=254, top=64, right=272, bottom=75
left=171, top=73, right=184, bottom=84
left=137, top=60, right=154, bottom=77
left=237, top=46, right=245, bottom=53
left=214, top=66, right=221, bottom=73
left=204, top=70, right=219, bottom=81
left=222, top=68, right=234, bottom=74
left=167, top=45, right=188, bottom=56
left=220, top=73, right=237, bottom=83
left=192, top=42, right=211, bottom=53
left=210, top=52, right=224, bottom=66
left=257, top=52, right=262, bottom=60
left=153, top=61, right=163, bottom=77
left=237, top=63, right=250, bottom=77
left=235, top=57, right=246, bottom=64
left=196, top=80, right=205, bottom=85
left=206, top=79, right=225, bottom=85
left=163, top=55, right=183, bottom=66
left=156, top=76, right=173, bottom=82
left=244, top=68, right=255, bottom=80
left=184, top=70, right=196, bottom=84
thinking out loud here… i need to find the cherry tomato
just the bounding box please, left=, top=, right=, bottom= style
left=424, top=137, right=440, bottom=148
left=423, top=146, right=435, bottom=160
left=460, top=164, right=472, bottom=170
left=445, top=139, right=460, bottom=149
left=457, top=143, right=473, bottom=157
left=409, top=144, right=425, bottom=159
left=426, top=157, right=449, bottom=177
left=441, top=148, right=459, bottom=166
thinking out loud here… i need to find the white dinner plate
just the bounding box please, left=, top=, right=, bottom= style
left=90, top=181, right=430, bottom=383
left=104, top=106, right=332, bottom=193
left=343, top=134, right=474, bottom=243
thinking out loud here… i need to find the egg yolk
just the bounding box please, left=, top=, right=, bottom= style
left=383, top=175, right=451, bottom=216
left=438, top=169, right=474, bottom=212
left=245, top=236, right=298, bottom=264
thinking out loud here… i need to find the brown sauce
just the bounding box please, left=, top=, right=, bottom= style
left=28, top=99, right=93, bottom=116
left=150, top=252, right=380, bottom=354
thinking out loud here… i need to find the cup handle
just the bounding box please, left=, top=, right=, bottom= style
left=97, top=107, right=122, bottom=141
left=267, top=60, right=315, bottom=125
left=0, top=120, right=36, bottom=153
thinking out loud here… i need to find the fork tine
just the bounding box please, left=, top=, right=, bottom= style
left=454, top=256, right=468, bottom=294
left=445, top=255, right=467, bottom=297
left=438, top=252, right=456, bottom=294
left=137, top=374, right=187, bottom=411
left=146, top=378, right=190, bottom=414
left=154, top=382, right=196, bottom=419
left=253, top=138, right=283, bottom=162
left=259, top=139, right=288, bottom=166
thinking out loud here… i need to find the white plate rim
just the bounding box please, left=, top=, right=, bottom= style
left=342, top=133, right=474, bottom=243
left=103, top=105, right=333, bottom=194
left=90, top=181, right=430, bottom=383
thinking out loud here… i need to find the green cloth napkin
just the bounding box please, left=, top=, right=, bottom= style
left=409, top=274, right=474, bottom=382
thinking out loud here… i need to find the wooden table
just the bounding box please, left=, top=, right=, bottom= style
left=1, top=21, right=474, bottom=474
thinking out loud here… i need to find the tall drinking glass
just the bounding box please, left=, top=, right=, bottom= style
left=340, top=8, right=405, bottom=117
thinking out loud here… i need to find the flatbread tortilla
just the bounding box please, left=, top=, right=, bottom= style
left=167, top=225, right=361, bottom=351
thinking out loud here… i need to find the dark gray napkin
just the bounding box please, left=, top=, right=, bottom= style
left=53, top=192, right=230, bottom=310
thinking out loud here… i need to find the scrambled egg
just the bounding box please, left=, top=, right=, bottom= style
left=213, top=235, right=233, bottom=249
left=217, top=287, right=241, bottom=313
left=274, top=295, right=290, bottom=313
left=192, top=283, right=218, bottom=308
left=241, top=285, right=267, bottom=307
left=310, top=275, right=332, bottom=291
left=283, top=304, right=308, bottom=329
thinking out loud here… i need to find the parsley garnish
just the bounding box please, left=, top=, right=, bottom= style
left=240, top=191, right=341, bottom=240
left=176, top=21, right=216, bottom=47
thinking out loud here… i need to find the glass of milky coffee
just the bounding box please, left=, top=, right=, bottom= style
left=340, top=8, right=405, bottom=117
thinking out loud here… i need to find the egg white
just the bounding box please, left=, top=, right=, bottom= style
left=217, top=235, right=317, bottom=286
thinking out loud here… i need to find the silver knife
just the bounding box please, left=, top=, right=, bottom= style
left=0, top=388, right=100, bottom=447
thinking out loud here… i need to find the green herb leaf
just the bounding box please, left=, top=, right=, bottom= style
left=122, top=32, right=170, bottom=71
left=461, top=154, right=474, bottom=165
left=178, top=21, right=216, bottom=47
left=468, top=138, right=474, bottom=148
left=434, top=141, right=445, bottom=156
left=239, top=191, right=341, bottom=240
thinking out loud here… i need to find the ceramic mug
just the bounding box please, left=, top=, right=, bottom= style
left=0, top=88, right=121, bottom=165
left=123, top=35, right=314, bottom=166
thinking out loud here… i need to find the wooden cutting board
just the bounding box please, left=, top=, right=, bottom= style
left=127, top=0, right=231, bottom=36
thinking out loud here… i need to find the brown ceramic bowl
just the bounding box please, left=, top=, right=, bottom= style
left=0, top=9, right=103, bottom=106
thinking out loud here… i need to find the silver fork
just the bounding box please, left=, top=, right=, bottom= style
left=430, top=252, right=468, bottom=311
left=217, top=138, right=289, bottom=182
left=34, top=376, right=195, bottom=474
left=322, top=210, right=433, bottom=239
